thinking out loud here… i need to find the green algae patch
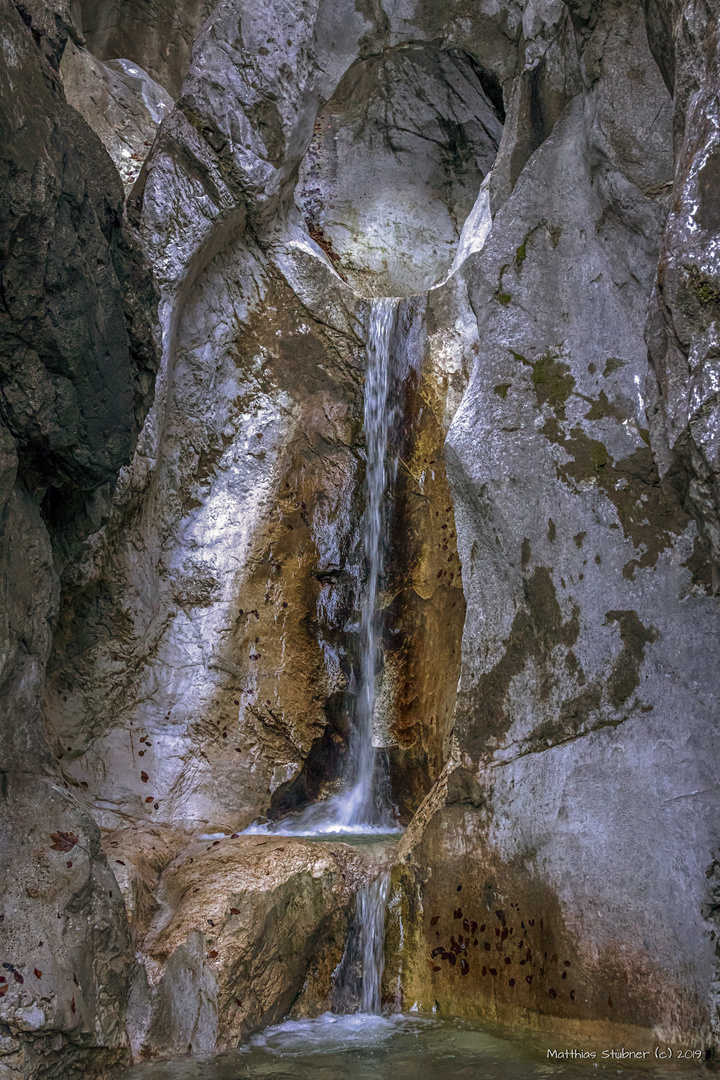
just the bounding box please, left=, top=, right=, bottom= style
left=583, top=390, right=629, bottom=423
left=495, top=264, right=512, bottom=305
left=604, top=611, right=658, bottom=707
left=457, top=566, right=580, bottom=753
left=526, top=350, right=576, bottom=416
left=680, top=532, right=714, bottom=594
left=547, top=423, right=689, bottom=573
left=603, top=357, right=625, bottom=377
left=687, top=265, right=720, bottom=308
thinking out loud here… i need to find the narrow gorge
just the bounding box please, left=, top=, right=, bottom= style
left=1, top=0, right=719, bottom=1076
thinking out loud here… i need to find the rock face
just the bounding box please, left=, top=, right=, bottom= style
left=385, top=0, right=720, bottom=1051
left=296, top=47, right=503, bottom=296
left=2, top=0, right=720, bottom=1073
left=61, top=43, right=173, bottom=193
left=43, top=0, right=518, bottom=836
left=644, top=0, right=720, bottom=571
left=79, top=0, right=216, bottom=98
left=0, top=0, right=158, bottom=1073
left=0, top=776, right=132, bottom=1079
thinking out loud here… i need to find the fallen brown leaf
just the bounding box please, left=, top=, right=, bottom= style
left=50, top=832, right=78, bottom=853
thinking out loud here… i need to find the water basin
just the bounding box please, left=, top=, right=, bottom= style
left=116, top=1014, right=709, bottom=1080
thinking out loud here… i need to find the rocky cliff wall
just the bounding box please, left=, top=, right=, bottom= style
left=43, top=0, right=515, bottom=838
left=1, top=0, right=719, bottom=1074
left=0, top=0, right=159, bottom=1074
left=387, top=0, right=720, bottom=1052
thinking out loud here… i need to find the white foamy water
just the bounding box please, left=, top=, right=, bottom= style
left=241, top=820, right=400, bottom=837
left=248, top=1010, right=422, bottom=1055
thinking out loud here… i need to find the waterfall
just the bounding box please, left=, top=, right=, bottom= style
left=247, top=297, right=400, bottom=837
left=241, top=300, right=400, bottom=1013
left=358, top=870, right=391, bottom=1013
left=329, top=298, right=398, bottom=1013
left=334, top=297, right=398, bottom=830
left=331, top=869, right=392, bottom=1015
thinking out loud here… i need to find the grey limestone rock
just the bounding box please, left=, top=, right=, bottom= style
left=0, top=2, right=157, bottom=1075
left=643, top=0, right=720, bottom=572
left=79, top=0, right=216, bottom=98
left=386, top=0, right=720, bottom=1051
left=61, top=42, right=173, bottom=193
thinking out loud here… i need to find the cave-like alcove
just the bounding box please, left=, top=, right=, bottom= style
left=297, top=46, right=504, bottom=297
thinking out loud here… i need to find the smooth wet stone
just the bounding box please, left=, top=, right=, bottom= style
left=61, top=42, right=173, bottom=192
left=296, top=48, right=502, bottom=296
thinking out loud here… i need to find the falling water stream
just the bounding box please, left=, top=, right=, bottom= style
left=242, top=298, right=401, bottom=1016
left=357, top=870, right=391, bottom=1013
left=246, top=297, right=399, bottom=836
left=334, top=295, right=399, bottom=832
left=325, top=299, right=399, bottom=1016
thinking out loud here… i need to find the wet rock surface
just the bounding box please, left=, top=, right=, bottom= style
left=297, top=47, right=502, bottom=296
left=0, top=776, right=133, bottom=1079
left=1, top=0, right=720, bottom=1073
left=78, top=0, right=216, bottom=99
left=45, top=241, right=368, bottom=834
left=1, top=0, right=157, bottom=1074
left=61, top=43, right=173, bottom=193
left=643, top=0, right=720, bottom=571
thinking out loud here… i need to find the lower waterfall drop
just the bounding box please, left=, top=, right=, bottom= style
left=357, top=870, right=392, bottom=1013
left=332, top=868, right=392, bottom=1015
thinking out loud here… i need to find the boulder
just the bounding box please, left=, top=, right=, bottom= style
left=124, top=834, right=394, bottom=1057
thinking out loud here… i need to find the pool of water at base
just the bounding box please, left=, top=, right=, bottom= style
left=117, top=1013, right=710, bottom=1080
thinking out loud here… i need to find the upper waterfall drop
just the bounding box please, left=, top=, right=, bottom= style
left=333, top=296, right=399, bottom=830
